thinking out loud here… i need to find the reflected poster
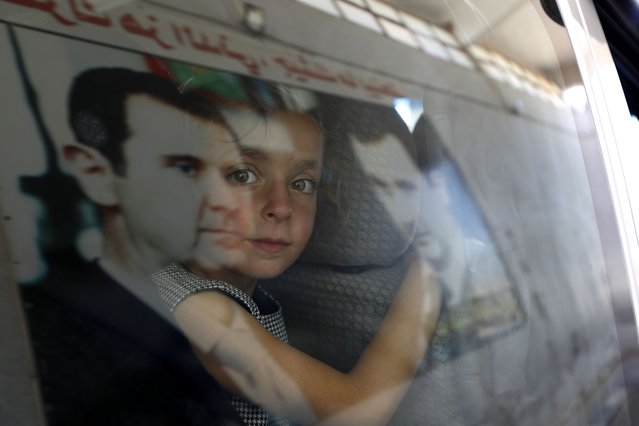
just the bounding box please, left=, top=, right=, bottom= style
left=0, top=22, right=524, bottom=425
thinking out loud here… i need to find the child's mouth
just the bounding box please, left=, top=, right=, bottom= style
left=250, top=238, right=291, bottom=253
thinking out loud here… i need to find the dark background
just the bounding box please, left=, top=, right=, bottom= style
left=595, top=0, right=639, bottom=116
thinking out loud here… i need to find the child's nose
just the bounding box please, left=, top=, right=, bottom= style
left=262, top=182, right=292, bottom=222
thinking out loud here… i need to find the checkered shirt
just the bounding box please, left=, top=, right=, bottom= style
left=152, top=263, right=289, bottom=426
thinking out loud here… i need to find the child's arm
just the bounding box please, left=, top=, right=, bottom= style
left=170, top=259, right=440, bottom=426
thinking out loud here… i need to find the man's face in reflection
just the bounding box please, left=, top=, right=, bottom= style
left=350, top=133, right=420, bottom=237
left=112, top=94, right=239, bottom=269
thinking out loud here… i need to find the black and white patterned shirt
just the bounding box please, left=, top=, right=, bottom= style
left=152, top=263, right=289, bottom=426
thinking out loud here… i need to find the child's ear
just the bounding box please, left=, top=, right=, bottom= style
left=63, top=144, right=119, bottom=207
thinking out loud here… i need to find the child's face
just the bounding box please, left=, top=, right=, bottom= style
left=187, top=110, right=323, bottom=282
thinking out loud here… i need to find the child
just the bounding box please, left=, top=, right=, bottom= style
left=151, top=90, right=441, bottom=426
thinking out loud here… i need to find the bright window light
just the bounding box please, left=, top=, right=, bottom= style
left=492, top=54, right=510, bottom=70
left=337, top=1, right=382, bottom=33
left=295, top=0, right=341, bottom=17
left=552, top=96, right=566, bottom=108
left=522, top=80, right=536, bottom=96
left=393, top=98, right=422, bottom=130
left=433, top=26, right=458, bottom=46
left=562, top=84, right=588, bottom=111
left=400, top=11, right=433, bottom=36
left=394, top=98, right=413, bottom=128
left=509, top=62, right=525, bottom=79
left=417, top=35, right=449, bottom=61
left=448, top=48, right=475, bottom=69
left=380, top=18, right=419, bottom=48
left=482, top=63, right=507, bottom=82
left=505, top=72, right=524, bottom=90
left=469, top=45, right=491, bottom=62
left=367, top=0, right=400, bottom=21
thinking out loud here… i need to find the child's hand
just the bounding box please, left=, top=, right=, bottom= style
left=406, top=229, right=451, bottom=309
left=403, top=255, right=442, bottom=339
left=404, top=229, right=440, bottom=266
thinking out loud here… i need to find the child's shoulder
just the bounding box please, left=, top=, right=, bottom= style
left=174, top=290, right=247, bottom=327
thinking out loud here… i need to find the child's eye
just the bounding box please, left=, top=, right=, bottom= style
left=228, top=168, right=258, bottom=184
left=291, top=178, right=317, bottom=194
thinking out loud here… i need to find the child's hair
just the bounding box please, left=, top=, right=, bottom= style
left=177, top=71, right=323, bottom=138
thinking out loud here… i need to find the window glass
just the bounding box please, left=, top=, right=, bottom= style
left=379, top=17, right=419, bottom=48
left=295, top=0, right=341, bottom=17
left=0, top=1, right=636, bottom=425
left=337, top=0, right=383, bottom=32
